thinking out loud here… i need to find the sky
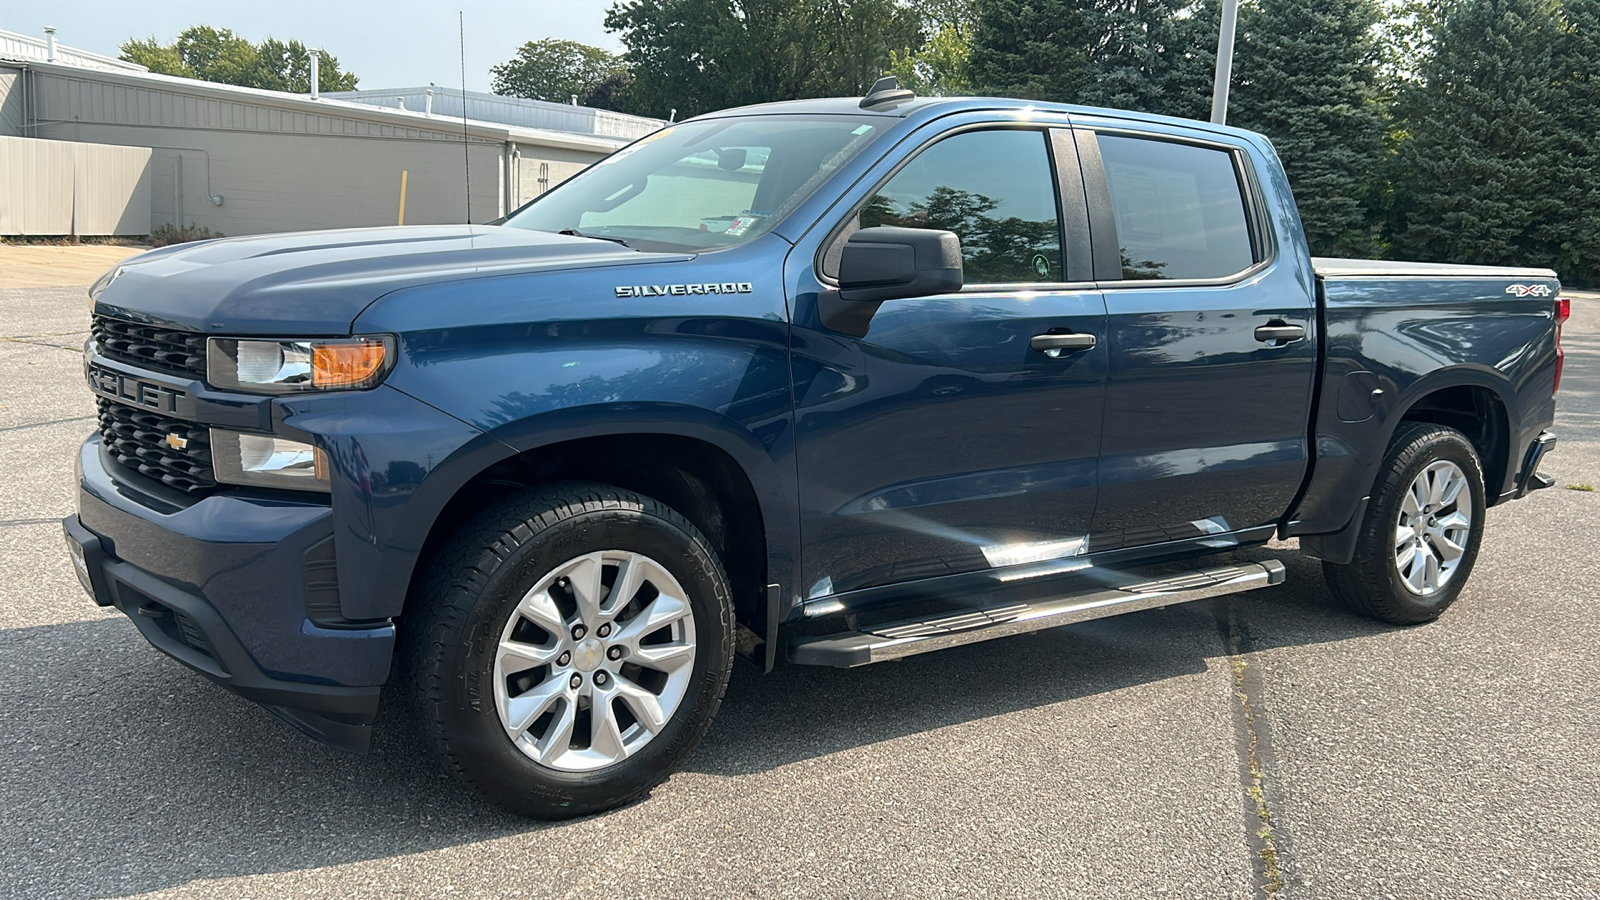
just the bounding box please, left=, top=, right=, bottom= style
left=4, top=1, right=623, bottom=93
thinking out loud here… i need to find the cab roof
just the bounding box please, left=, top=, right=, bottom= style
left=693, top=95, right=1269, bottom=146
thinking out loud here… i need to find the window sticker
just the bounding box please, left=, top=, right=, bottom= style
left=724, top=216, right=760, bottom=236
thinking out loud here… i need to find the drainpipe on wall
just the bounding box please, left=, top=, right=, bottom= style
left=309, top=49, right=320, bottom=100
left=504, top=141, right=518, bottom=217
left=43, top=26, right=58, bottom=62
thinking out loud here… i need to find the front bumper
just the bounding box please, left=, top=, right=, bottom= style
left=67, top=437, right=395, bottom=752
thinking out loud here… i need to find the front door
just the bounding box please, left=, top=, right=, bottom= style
left=789, top=127, right=1108, bottom=602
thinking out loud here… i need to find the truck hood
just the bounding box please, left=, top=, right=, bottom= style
left=93, top=225, right=692, bottom=335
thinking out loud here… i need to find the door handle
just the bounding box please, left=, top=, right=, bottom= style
left=1030, top=333, right=1097, bottom=356
left=1254, top=324, right=1305, bottom=344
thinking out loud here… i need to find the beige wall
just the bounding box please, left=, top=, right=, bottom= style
left=24, top=68, right=615, bottom=237
left=510, top=143, right=597, bottom=209
left=37, top=122, right=517, bottom=235
left=0, top=134, right=151, bottom=235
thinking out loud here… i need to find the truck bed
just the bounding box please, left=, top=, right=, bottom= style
left=1312, top=257, right=1559, bottom=280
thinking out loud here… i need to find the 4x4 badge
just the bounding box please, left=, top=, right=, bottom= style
left=1505, top=284, right=1552, bottom=297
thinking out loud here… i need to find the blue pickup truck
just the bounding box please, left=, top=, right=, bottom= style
left=65, top=80, right=1566, bottom=817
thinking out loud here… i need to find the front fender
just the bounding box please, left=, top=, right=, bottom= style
left=340, top=237, right=799, bottom=616
left=484, top=400, right=799, bottom=593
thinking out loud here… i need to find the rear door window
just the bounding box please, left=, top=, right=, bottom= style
left=1097, top=135, right=1255, bottom=281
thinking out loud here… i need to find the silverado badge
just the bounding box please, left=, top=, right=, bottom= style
left=615, top=282, right=753, bottom=298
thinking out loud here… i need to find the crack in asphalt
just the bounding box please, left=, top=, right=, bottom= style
left=1222, top=602, right=1287, bottom=897
left=0, top=416, right=95, bottom=433
left=0, top=334, right=85, bottom=352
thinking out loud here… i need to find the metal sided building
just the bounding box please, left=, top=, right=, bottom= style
left=0, top=28, right=660, bottom=237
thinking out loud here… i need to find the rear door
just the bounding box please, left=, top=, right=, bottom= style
left=1071, top=122, right=1318, bottom=549
left=788, top=122, right=1108, bottom=602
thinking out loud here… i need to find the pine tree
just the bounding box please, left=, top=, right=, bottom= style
left=1547, top=0, right=1600, bottom=286
left=1387, top=0, right=1569, bottom=268
left=1079, top=0, right=1219, bottom=120
left=967, top=0, right=1095, bottom=102
left=1229, top=0, right=1387, bottom=256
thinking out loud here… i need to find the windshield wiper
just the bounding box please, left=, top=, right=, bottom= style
left=557, top=228, right=632, bottom=249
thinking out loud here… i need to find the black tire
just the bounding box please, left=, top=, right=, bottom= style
left=402, top=481, right=735, bottom=818
left=1322, top=422, right=1487, bottom=625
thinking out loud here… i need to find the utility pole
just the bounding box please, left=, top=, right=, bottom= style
left=1210, top=0, right=1241, bottom=124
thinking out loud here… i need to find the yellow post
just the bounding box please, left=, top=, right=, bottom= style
left=397, top=170, right=409, bottom=226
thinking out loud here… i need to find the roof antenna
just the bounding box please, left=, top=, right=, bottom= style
left=860, top=75, right=915, bottom=109
left=459, top=11, right=472, bottom=225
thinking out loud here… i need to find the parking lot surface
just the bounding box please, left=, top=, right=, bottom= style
left=1, top=273, right=1595, bottom=899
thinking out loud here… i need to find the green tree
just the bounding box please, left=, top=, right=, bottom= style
left=250, top=38, right=359, bottom=93
left=604, top=0, right=921, bottom=119
left=1079, top=0, right=1220, bottom=120
left=888, top=0, right=977, bottom=95
left=118, top=37, right=187, bottom=77
left=1229, top=0, right=1387, bottom=256
left=967, top=0, right=1094, bottom=102
left=1547, top=0, right=1600, bottom=285
left=490, top=39, right=625, bottom=104
left=1386, top=0, right=1569, bottom=270
left=118, top=26, right=359, bottom=92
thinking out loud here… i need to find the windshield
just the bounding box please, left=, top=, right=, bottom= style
left=505, top=115, right=885, bottom=252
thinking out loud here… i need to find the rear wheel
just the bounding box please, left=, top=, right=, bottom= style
left=404, top=482, right=734, bottom=818
left=1322, top=423, right=1487, bottom=625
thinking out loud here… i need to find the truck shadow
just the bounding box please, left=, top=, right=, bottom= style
left=692, top=549, right=1377, bottom=778
left=0, top=550, right=1386, bottom=898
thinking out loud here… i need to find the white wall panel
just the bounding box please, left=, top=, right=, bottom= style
left=0, top=135, right=150, bottom=235
left=0, top=136, right=73, bottom=233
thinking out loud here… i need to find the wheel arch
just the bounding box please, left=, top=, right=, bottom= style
left=1386, top=367, right=1514, bottom=504
left=401, top=403, right=796, bottom=634
left=1295, top=364, right=1516, bottom=563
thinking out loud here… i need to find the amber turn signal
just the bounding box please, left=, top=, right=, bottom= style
left=312, top=339, right=390, bottom=389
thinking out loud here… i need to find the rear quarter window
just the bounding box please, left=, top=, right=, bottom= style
left=1098, top=135, right=1255, bottom=281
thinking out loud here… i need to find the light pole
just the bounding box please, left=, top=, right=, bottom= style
left=1210, top=0, right=1241, bottom=124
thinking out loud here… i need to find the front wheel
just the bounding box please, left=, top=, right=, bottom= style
left=404, top=482, right=734, bottom=818
left=1322, top=423, right=1487, bottom=625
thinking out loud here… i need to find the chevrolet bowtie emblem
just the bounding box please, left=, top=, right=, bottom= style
left=164, top=433, right=189, bottom=451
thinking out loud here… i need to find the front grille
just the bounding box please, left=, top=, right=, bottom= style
left=91, top=315, right=208, bottom=380
left=96, top=398, right=217, bottom=494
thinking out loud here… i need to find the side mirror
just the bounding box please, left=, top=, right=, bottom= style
left=838, top=226, right=963, bottom=302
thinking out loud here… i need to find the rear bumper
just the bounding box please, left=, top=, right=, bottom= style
left=1513, top=431, right=1557, bottom=498
left=67, top=437, right=394, bottom=752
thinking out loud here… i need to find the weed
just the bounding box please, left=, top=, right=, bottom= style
left=149, top=223, right=224, bottom=247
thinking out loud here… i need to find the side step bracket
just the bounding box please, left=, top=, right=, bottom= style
left=788, top=559, right=1285, bottom=668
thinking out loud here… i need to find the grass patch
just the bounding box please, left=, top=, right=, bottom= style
left=1568, top=483, right=1596, bottom=492
left=1228, top=619, right=1284, bottom=896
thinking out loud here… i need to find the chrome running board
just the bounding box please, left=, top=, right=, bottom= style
left=788, top=560, right=1285, bottom=667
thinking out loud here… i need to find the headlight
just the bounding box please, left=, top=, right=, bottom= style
left=210, top=430, right=330, bottom=492
left=207, top=336, right=393, bottom=393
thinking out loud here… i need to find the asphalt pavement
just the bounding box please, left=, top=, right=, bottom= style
left=0, top=282, right=1595, bottom=899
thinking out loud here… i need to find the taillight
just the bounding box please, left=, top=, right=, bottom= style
left=1554, top=296, right=1570, bottom=395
